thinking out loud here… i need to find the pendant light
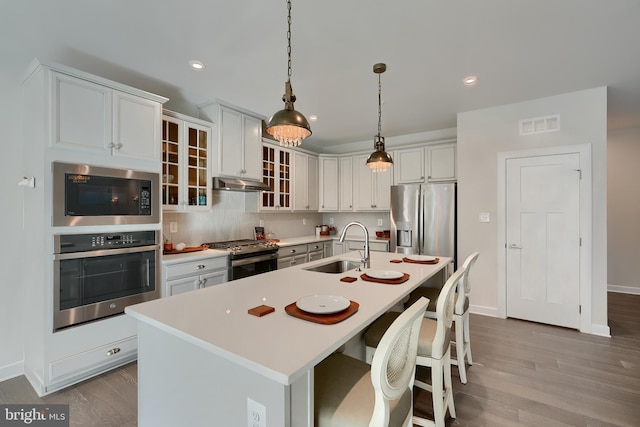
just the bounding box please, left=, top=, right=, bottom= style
left=265, top=0, right=311, bottom=147
left=366, top=63, right=393, bottom=173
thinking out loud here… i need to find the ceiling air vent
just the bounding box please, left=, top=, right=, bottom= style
left=519, top=114, right=560, bottom=135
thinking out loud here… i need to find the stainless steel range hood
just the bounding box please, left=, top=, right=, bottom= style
left=212, top=176, right=270, bottom=192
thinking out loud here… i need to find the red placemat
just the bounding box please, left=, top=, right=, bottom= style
left=340, top=276, right=358, bottom=283
left=360, top=273, right=410, bottom=285
left=402, top=257, right=440, bottom=265
left=389, top=259, right=403, bottom=263
left=285, top=301, right=359, bottom=324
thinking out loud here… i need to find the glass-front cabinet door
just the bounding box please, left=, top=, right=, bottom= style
left=162, top=112, right=212, bottom=211
left=186, top=125, right=209, bottom=207
left=162, top=117, right=180, bottom=207
left=261, top=144, right=291, bottom=211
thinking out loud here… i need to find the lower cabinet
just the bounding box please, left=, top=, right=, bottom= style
left=163, top=255, right=228, bottom=297
left=277, top=244, right=309, bottom=269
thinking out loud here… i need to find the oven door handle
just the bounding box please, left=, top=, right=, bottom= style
left=231, top=253, right=278, bottom=267
left=53, top=244, right=161, bottom=260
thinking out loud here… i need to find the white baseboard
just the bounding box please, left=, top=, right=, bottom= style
left=469, top=304, right=500, bottom=318
left=0, top=360, right=24, bottom=383
left=608, top=285, right=640, bottom=295
left=589, top=323, right=611, bottom=337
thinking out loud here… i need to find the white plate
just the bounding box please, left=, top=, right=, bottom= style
left=365, top=270, right=404, bottom=280
left=296, top=295, right=350, bottom=314
left=406, top=255, right=436, bottom=262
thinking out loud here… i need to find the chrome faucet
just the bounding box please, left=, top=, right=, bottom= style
left=339, top=221, right=370, bottom=269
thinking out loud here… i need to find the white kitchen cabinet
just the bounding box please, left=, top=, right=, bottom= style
left=307, top=242, right=324, bottom=262
left=319, top=156, right=339, bottom=211
left=293, top=152, right=319, bottom=211
left=427, top=143, right=456, bottom=181
left=20, top=59, right=167, bottom=396
left=394, top=146, right=426, bottom=184
left=332, top=240, right=346, bottom=256
left=323, top=241, right=333, bottom=258
left=277, top=244, right=308, bottom=269
left=260, top=144, right=292, bottom=211
left=161, top=111, right=213, bottom=211
left=163, top=255, right=228, bottom=297
left=52, top=71, right=163, bottom=161
left=339, top=156, right=354, bottom=211
left=354, top=154, right=392, bottom=211
left=345, top=239, right=390, bottom=253
left=199, top=103, right=262, bottom=181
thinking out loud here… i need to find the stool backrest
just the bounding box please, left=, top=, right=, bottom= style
left=370, top=297, right=428, bottom=426
left=455, top=252, right=480, bottom=315
left=432, top=267, right=466, bottom=359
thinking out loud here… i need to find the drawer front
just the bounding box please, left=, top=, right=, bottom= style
left=308, top=250, right=324, bottom=263
left=165, top=256, right=228, bottom=280
left=279, top=244, right=308, bottom=257
left=307, top=243, right=323, bottom=253
left=49, top=335, right=137, bottom=382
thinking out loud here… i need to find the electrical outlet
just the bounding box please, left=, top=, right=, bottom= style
left=303, top=218, right=306, bottom=225
left=329, top=217, right=334, bottom=225
left=169, top=222, right=178, bottom=233
left=259, top=219, right=264, bottom=227
left=247, top=398, right=266, bottom=427
left=377, top=219, right=383, bottom=226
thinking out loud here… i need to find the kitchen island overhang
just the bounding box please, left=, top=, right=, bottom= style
left=126, top=251, right=451, bottom=426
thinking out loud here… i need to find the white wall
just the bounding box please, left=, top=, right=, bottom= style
left=0, top=55, right=28, bottom=379
left=457, top=87, right=608, bottom=332
left=607, top=127, right=640, bottom=294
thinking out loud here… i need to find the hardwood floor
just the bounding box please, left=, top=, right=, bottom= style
left=1, top=292, right=639, bottom=426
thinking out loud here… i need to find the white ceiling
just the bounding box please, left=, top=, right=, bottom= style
left=2, top=0, right=639, bottom=152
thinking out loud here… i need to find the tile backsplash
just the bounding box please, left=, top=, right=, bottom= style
left=161, top=190, right=391, bottom=246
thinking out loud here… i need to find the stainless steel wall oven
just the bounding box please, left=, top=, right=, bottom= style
left=53, top=230, right=161, bottom=331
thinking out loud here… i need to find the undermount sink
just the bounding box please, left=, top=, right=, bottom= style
left=303, top=259, right=361, bottom=274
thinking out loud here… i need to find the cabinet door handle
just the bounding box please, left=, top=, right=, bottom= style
left=106, top=348, right=121, bottom=356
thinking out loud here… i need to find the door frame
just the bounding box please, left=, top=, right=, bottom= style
left=497, top=144, right=592, bottom=333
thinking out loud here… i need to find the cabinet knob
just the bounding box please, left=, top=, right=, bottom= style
left=106, top=348, right=121, bottom=356
left=196, top=264, right=205, bottom=269
left=290, top=249, right=296, bottom=253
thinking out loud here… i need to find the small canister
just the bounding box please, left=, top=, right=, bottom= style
left=316, top=225, right=322, bottom=236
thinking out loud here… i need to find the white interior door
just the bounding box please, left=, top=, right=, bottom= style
left=505, top=153, right=581, bottom=328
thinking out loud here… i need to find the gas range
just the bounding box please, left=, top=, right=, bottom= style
left=204, top=239, right=279, bottom=259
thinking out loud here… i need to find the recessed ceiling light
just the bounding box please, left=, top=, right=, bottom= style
left=309, top=115, right=318, bottom=122
left=463, top=75, right=478, bottom=86
left=189, top=60, right=205, bottom=70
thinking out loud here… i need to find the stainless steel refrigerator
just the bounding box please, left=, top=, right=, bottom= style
left=390, top=183, right=456, bottom=265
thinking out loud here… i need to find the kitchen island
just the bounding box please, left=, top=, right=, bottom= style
left=126, top=251, right=451, bottom=426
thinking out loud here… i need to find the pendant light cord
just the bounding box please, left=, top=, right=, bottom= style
left=287, top=0, right=292, bottom=84
left=377, top=72, right=382, bottom=138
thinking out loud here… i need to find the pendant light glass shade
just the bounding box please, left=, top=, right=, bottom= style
left=367, top=63, right=393, bottom=173
left=265, top=0, right=311, bottom=147
left=366, top=136, right=393, bottom=172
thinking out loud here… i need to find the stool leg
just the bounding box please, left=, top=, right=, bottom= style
left=455, top=316, right=467, bottom=384
left=463, top=311, right=473, bottom=365
left=432, top=358, right=445, bottom=427
left=444, top=348, right=456, bottom=419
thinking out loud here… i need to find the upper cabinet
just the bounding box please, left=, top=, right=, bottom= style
left=394, top=146, right=425, bottom=184
left=393, top=142, right=457, bottom=184
left=50, top=69, right=165, bottom=162
left=353, top=154, right=392, bottom=211
left=260, top=144, right=292, bottom=211
left=339, top=156, right=354, bottom=211
left=198, top=102, right=262, bottom=181
left=319, top=157, right=338, bottom=211
left=426, top=143, right=456, bottom=181
left=293, top=152, right=318, bottom=211
left=161, top=111, right=213, bottom=211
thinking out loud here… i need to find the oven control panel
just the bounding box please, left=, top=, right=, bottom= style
left=55, top=230, right=159, bottom=254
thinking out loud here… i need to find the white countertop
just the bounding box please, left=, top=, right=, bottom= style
left=130, top=251, right=450, bottom=385
left=161, top=248, right=228, bottom=265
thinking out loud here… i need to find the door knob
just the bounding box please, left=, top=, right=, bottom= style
left=509, top=244, right=522, bottom=249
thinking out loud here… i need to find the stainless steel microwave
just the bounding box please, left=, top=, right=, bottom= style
left=53, top=162, right=160, bottom=226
